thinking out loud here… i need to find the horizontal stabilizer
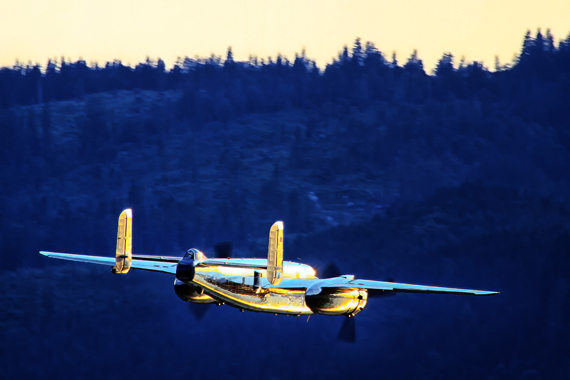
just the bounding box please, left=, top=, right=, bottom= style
left=132, top=254, right=182, bottom=263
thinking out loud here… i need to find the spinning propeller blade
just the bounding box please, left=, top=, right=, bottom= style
left=319, top=261, right=342, bottom=279
left=338, top=317, right=356, bottom=343
left=187, top=303, right=210, bottom=320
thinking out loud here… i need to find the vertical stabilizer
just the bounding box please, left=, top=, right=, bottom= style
left=113, top=209, right=132, bottom=274
left=267, top=221, right=284, bottom=285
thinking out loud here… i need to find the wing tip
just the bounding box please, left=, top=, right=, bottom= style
left=477, top=290, right=500, bottom=296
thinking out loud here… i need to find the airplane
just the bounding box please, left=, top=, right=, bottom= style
left=40, top=209, right=498, bottom=340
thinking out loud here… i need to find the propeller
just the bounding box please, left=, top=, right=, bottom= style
left=188, top=241, right=233, bottom=319
left=185, top=241, right=232, bottom=320
left=315, top=261, right=356, bottom=343
left=338, top=317, right=356, bottom=343
left=318, top=261, right=342, bottom=279
left=187, top=303, right=210, bottom=320
left=213, top=242, right=233, bottom=259
left=315, top=263, right=397, bottom=342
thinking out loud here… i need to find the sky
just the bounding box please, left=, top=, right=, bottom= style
left=1, top=0, right=569, bottom=72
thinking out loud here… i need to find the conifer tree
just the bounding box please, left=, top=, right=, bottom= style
left=352, top=37, right=364, bottom=66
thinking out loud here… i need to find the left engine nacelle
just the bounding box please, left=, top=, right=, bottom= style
left=175, top=249, right=199, bottom=282
left=174, top=279, right=215, bottom=304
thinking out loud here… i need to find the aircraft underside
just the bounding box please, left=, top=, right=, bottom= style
left=177, top=267, right=368, bottom=316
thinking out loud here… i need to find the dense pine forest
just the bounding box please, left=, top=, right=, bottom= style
left=1, top=29, right=569, bottom=379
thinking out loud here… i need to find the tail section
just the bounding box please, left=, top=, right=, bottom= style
left=112, top=209, right=132, bottom=274
left=267, top=221, right=284, bottom=285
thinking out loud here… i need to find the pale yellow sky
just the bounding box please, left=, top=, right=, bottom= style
left=1, top=0, right=569, bottom=71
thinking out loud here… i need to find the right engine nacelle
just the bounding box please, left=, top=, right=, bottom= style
left=174, top=279, right=215, bottom=304
left=305, top=286, right=368, bottom=316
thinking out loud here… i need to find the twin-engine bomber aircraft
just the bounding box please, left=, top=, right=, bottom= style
left=40, top=209, right=498, bottom=325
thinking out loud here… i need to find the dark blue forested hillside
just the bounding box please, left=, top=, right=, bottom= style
left=1, top=30, right=569, bottom=379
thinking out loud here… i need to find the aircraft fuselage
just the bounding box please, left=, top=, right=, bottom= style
left=175, top=249, right=368, bottom=316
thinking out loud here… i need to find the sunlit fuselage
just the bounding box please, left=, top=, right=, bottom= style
left=175, top=249, right=368, bottom=316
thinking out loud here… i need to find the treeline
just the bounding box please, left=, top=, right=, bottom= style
left=1, top=30, right=570, bottom=126
left=2, top=30, right=570, bottom=272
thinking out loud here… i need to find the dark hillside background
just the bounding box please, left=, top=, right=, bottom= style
left=1, top=29, right=569, bottom=379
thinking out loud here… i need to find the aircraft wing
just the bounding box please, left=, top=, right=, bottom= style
left=40, top=251, right=177, bottom=275
left=318, top=277, right=498, bottom=296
